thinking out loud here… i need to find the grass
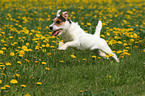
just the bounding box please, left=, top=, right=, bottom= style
left=0, top=0, right=145, bottom=96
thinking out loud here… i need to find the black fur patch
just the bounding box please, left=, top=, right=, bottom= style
left=58, top=15, right=66, bottom=22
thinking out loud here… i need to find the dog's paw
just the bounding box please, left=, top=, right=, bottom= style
left=58, top=46, right=67, bottom=50
left=59, top=42, right=64, bottom=48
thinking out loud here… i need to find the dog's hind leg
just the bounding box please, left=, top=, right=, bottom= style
left=100, top=46, right=120, bottom=62
left=98, top=50, right=109, bottom=59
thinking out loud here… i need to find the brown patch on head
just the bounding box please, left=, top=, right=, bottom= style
left=62, top=12, right=69, bottom=19
left=52, top=14, right=67, bottom=26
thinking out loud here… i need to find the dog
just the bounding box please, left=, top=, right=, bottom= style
left=49, top=10, right=119, bottom=62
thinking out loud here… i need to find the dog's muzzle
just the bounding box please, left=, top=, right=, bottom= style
left=52, top=29, right=63, bottom=36
left=49, top=26, right=53, bottom=30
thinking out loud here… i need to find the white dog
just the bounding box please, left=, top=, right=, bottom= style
left=49, top=10, right=119, bottom=62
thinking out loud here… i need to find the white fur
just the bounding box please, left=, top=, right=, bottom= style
left=50, top=18, right=119, bottom=62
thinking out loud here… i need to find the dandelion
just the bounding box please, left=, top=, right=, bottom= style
left=9, top=36, right=13, bottom=39
left=87, top=22, right=91, bottom=26
left=92, top=55, right=96, bottom=58
left=118, top=41, right=122, bottom=44
left=42, top=62, right=46, bottom=64
left=17, top=61, right=22, bottom=64
left=105, top=55, right=109, bottom=58
left=116, top=50, right=122, bottom=54
left=45, top=67, right=50, bottom=70
left=71, top=54, right=76, bottom=58
left=10, top=52, right=15, bottom=56
left=106, top=33, right=110, bottom=36
left=82, top=58, right=86, bottom=61
left=59, top=60, right=64, bottom=63
left=98, top=57, right=101, bottom=59
left=15, top=74, right=20, bottom=77
left=0, top=80, right=2, bottom=84
left=5, top=62, right=11, bottom=66
left=36, top=82, right=42, bottom=85
left=4, top=85, right=10, bottom=88
left=10, top=79, right=18, bottom=84
left=123, top=43, right=127, bottom=46
left=1, top=87, right=6, bottom=89
left=25, top=94, right=31, bottom=96
left=47, top=53, right=51, bottom=56
left=0, top=50, right=4, bottom=54
left=20, top=84, right=26, bottom=87
left=109, top=54, right=113, bottom=57
left=108, top=75, right=111, bottom=78
left=134, top=45, right=138, bottom=48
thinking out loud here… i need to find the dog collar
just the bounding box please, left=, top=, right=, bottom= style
left=68, top=19, right=72, bottom=24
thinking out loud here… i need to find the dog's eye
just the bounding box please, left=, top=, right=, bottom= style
left=56, top=20, right=61, bottom=24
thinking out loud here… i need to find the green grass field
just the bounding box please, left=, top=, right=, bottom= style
left=0, top=0, right=145, bottom=96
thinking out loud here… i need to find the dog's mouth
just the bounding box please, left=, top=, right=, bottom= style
left=52, top=29, right=63, bottom=36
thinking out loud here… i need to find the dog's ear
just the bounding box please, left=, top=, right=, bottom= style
left=57, top=10, right=61, bottom=17
left=62, top=11, right=68, bottom=19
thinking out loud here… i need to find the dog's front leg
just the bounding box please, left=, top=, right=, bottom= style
left=58, top=40, right=78, bottom=50
left=58, top=42, right=64, bottom=48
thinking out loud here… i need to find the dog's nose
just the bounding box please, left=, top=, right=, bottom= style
left=49, top=26, right=53, bottom=30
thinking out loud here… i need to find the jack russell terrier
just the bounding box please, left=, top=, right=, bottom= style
left=49, top=10, right=119, bottom=62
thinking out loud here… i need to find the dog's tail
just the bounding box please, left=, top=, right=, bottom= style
left=94, top=20, right=102, bottom=37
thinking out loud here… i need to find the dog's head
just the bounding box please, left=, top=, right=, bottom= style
left=49, top=10, right=71, bottom=36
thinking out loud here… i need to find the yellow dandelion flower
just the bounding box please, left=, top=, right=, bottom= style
left=4, top=85, right=10, bottom=88
left=17, top=61, right=22, bottom=64
left=126, top=47, right=130, bottom=49
left=10, top=52, right=15, bottom=56
left=47, top=53, right=51, bottom=56
left=92, top=55, right=97, bottom=58
left=5, top=62, right=11, bottom=66
left=98, top=57, right=101, bottom=59
left=118, top=41, right=122, bottom=44
left=20, top=84, right=26, bottom=87
left=109, top=54, right=113, bottom=57
left=123, top=43, right=127, bottom=46
left=0, top=50, right=4, bottom=54
left=15, top=74, right=20, bottom=77
left=106, top=33, right=110, bottom=36
left=46, top=43, right=50, bottom=47
left=9, top=36, right=13, bottom=39
left=71, top=54, right=76, bottom=58
left=129, top=39, right=134, bottom=43
left=116, top=50, right=122, bottom=54
left=10, top=79, right=18, bottom=84
left=59, top=60, right=64, bottom=63
left=0, top=80, right=2, bottom=84
left=45, top=67, right=50, bottom=70
left=36, top=82, right=42, bottom=85
left=42, top=62, right=46, bottom=64
left=87, top=23, right=91, bottom=26
left=134, top=45, right=138, bottom=48
left=100, top=35, right=105, bottom=38
left=82, top=58, right=86, bottom=61
left=1, top=87, right=6, bottom=89
left=1, top=47, right=6, bottom=50
left=105, top=55, right=109, bottom=58
left=50, top=46, right=54, bottom=48
left=25, top=94, right=31, bottom=96
left=26, top=43, right=29, bottom=46
left=1, top=73, right=6, bottom=76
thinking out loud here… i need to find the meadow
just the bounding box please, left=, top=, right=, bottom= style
left=0, top=0, right=145, bottom=96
